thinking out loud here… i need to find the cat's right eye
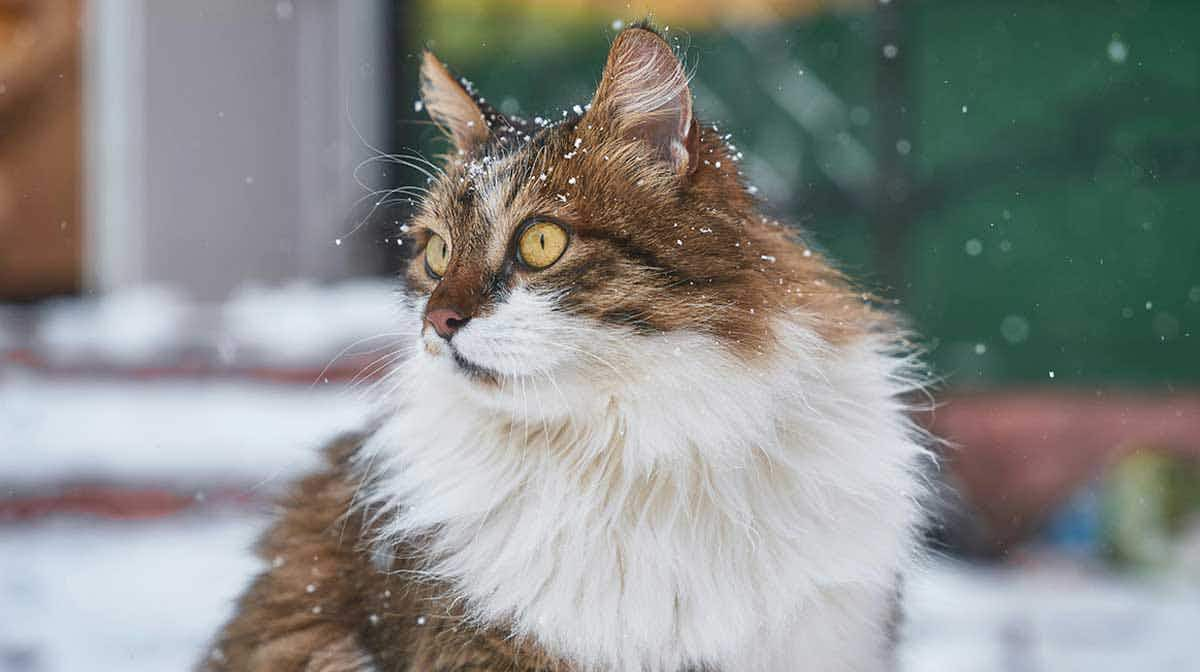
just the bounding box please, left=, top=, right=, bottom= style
left=425, top=233, right=450, bottom=279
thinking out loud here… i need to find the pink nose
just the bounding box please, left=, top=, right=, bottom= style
left=426, top=308, right=469, bottom=340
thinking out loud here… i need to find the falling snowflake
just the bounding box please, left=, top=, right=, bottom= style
left=1107, top=37, right=1128, bottom=64
left=1000, top=315, right=1030, bottom=344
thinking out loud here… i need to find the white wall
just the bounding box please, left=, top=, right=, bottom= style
left=86, top=0, right=390, bottom=299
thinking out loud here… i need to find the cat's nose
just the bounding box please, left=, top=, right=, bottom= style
left=426, top=308, right=469, bottom=340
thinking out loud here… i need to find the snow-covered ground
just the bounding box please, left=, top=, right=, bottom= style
left=0, top=515, right=263, bottom=672
left=2, top=513, right=1197, bottom=672
left=26, top=280, right=401, bottom=369
left=901, top=559, right=1200, bottom=671
left=0, top=373, right=374, bottom=487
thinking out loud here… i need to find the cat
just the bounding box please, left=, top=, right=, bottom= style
left=202, top=23, right=930, bottom=672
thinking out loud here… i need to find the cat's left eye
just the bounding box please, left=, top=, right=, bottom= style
left=516, top=220, right=568, bottom=270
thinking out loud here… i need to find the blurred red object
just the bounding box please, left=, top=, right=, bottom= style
left=0, top=486, right=193, bottom=521
left=931, top=389, right=1200, bottom=553
left=0, top=485, right=263, bottom=522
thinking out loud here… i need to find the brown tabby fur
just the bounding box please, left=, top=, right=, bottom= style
left=202, top=25, right=882, bottom=671
left=200, top=434, right=571, bottom=672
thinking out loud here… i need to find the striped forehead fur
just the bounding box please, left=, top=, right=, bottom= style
left=407, top=109, right=882, bottom=357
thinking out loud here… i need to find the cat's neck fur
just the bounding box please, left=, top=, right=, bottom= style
left=358, top=313, right=927, bottom=672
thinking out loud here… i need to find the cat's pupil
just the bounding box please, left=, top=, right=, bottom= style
left=539, top=234, right=545, bottom=249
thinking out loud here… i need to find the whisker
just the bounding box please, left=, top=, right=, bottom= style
left=349, top=348, right=413, bottom=390
left=311, top=332, right=411, bottom=388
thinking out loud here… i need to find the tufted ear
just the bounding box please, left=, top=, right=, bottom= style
left=589, top=27, right=698, bottom=176
left=419, top=51, right=490, bottom=152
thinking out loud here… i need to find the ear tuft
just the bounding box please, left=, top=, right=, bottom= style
left=591, top=28, right=697, bottom=175
left=420, top=51, right=490, bottom=152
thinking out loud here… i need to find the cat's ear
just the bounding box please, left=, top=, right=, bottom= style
left=420, top=51, right=490, bottom=152
left=590, top=27, right=698, bottom=176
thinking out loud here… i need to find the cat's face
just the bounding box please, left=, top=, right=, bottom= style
left=401, top=27, right=857, bottom=404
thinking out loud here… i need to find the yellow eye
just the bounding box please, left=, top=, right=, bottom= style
left=517, top=220, right=568, bottom=269
left=425, top=233, right=450, bottom=278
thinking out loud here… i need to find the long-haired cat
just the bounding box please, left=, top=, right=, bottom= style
left=202, top=24, right=929, bottom=672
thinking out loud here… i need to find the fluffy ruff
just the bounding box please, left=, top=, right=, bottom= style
left=353, top=289, right=929, bottom=672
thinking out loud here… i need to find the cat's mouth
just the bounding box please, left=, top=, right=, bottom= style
left=450, top=347, right=501, bottom=384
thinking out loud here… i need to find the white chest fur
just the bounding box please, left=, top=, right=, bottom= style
left=358, top=317, right=927, bottom=672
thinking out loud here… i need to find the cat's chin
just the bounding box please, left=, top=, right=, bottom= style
left=420, top=332, right=501, bottom=385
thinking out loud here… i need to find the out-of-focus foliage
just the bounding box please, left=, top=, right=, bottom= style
left=400, top=0, right=1200, bottom=386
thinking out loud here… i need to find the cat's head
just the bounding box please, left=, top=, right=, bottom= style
left=401, top=26, right=863, bottom=410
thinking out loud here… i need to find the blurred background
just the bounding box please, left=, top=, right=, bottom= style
left=1, top=0, right=1198, bottom=669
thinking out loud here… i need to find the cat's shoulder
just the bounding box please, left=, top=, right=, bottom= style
left=262, top=431, right=368, bottom=539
